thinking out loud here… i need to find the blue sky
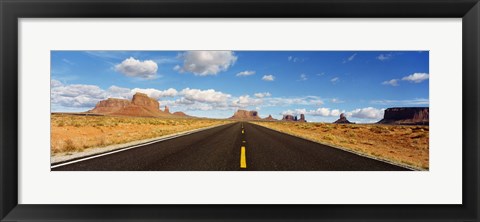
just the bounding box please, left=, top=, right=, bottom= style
left=51, top=51, right=429, bottom=123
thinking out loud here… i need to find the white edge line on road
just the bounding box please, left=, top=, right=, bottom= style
left=51, top=122, right=234, bottom=169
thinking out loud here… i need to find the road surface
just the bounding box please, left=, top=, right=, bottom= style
left=52, top=122, right=408, bottom=171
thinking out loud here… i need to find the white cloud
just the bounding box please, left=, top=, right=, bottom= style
left=254, top=92, right=271, bottom=98
left=231, top=95, right=263, bottom=108
left=264, top=96, right=323, bottom=107
left=107, top=85, right=133, bottom=98
left=132, top=88, right=178, bottom=99
left=236, top=70, right=256, bottom=77
left=308, top=108, right=333, bottom=116
left=281, top=107, right=385, bottom=120
left=281, top=108, right=306, bottom=115
left=331, top=77, right=339, bottom=83
left=343, top=53, right=357, bottom=63
left=51, top=79, right=63, bottom=87
left=114, top=57, right=158, bottom=79
left=402, top=73, right=429, bottom=83
left=180, top=88, right=231, bottom=104
left=288, top=56, right=304, bottom=62
left=282, top=107, right=342, bottom=117
left=51, top=83, right=107, bottom=108
left=377, top=53, right=393, bottom=61
left=330, top=109, right=342, bottom=117
left=176, top=51, right=237, bottom=76
left=330, top=98, right=344, bottom=103
left=262, top=75, right=275, bottom=81
left=346, top=107, right=384, bottom=119
left=371, top=98, right=429, bottom=105
left=62, top=58, right=74, bottom=65
left=309, top=99, right=324, bottom=105
left=299, top=73, right=308, bottom=81
left=382, top=79, right=399, bottom=86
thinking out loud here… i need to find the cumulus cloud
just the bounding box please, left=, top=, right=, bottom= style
left=180, top=88, right=231, bottom=104
left=176, top=51, right=237, bottom=76
left=402, top=73, right=429, bottom=83
left=51, top=79, right=63, bottom=87
left=132, top=88, right=178, bottom=99
left=265, top=96, right=323, bottom=107
left=231, top=95, right=263, bottom=108
left=282, top=107, right=342, bottom=117
left=282, top=108, right=307, bottom=116
left=382, top=79, right=399, bottom=86
left=51, top=80, right=182, bottom=109
left=51, top=82, right=107, bottom=107
left=254, top=92, right=271, bottom=98
left=280, top=106, right=385, bottom=120
left=346, top=107, right=384, bottom=119
left=236, top=70, right=255, bottom=77
left=331, top=77, right=339, bottom=83
left=262, top=75, right=275, bottom=81
left=377, top=53, right=393, bottom=61
left=114, top=57, right=158, bottom=79
left=107, top=85, right=133, bottom=98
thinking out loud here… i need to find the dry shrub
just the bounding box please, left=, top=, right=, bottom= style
left=63, top=139, right=76, bottom=152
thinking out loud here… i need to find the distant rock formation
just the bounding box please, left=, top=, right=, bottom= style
left=89, top=92, right=185, bottom=118
left=334, top=113, right=353, bottom=124
left=173, top=111, right=190, bottom=117
left=263, top=114, right=277, bottom=121
left=164, top=105, right=170, bottom=114
left=298, top=114, right=307, bottom=122
left=378, top=107, right=429, bottom=125
left=229, top=109, right=261, bottom=120
left=282, top=114, right=296, bottom=121
left=282, top=114, right=307, bottom=122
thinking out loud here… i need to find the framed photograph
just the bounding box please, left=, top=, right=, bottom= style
left=1, top=0, right=479, bottom=221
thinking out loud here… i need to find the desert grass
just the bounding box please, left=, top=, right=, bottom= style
left=252, top=121, right=429, bottom=170
left=51, top=114, right=231, bottom=155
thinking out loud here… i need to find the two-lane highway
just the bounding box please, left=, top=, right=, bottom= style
left=52, top=122, right=408, bottom=171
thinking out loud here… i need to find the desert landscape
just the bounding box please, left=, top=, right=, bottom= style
left=51, top=92, right=429, bottom=170
left=51, top=50, right=429, bottom=171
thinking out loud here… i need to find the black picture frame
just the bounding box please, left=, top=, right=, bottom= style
left=1, top=0, right=479, bottom=221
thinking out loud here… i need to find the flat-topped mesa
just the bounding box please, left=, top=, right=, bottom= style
left=229, top=109, right=261, bottom=120
left=378, top=107, right=429, bottom=125
left=88, top=92, right=175, bottom=117
left=90, top=98, right=131, bottom=114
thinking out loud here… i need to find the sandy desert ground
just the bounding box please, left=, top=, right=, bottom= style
left=51, top=114, right=231, bottom=155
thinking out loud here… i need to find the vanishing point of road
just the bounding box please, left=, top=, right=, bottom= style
left=52, top=122, right=408, bottom=171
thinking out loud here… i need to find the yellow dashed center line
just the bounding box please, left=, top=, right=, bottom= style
left=242, top=129, right=244, bottom=134
left=240, top=146, right=247, bottom=168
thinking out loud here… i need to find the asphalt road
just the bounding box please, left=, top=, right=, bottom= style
left=52, top=122, right=408, bottom=171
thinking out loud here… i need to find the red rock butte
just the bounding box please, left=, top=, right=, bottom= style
left=378, top=107, right=429, bottom=125
left=229, top=109, right=261, bottom=120
left=89, top=92, right=186, bottom=118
